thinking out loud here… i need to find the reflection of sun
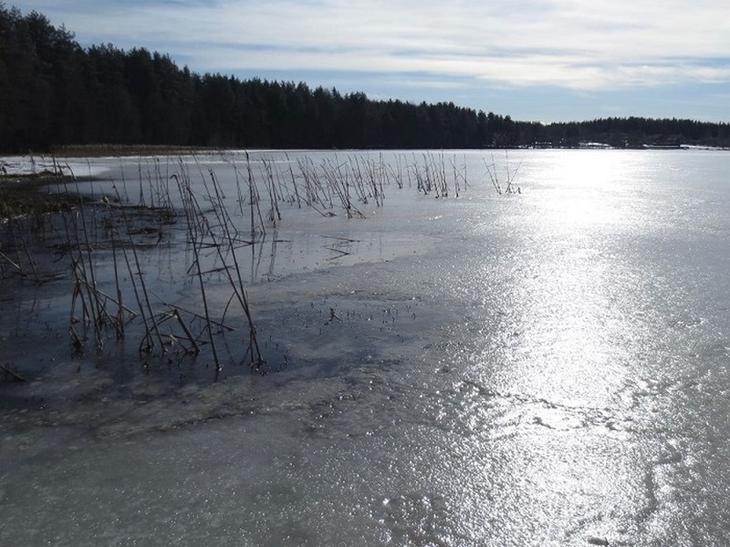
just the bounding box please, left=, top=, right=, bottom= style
left=461, top=150, right=662, bottom=541
left=543, top=151, right=633, bottom=228
left=480, top=151, right=651, bottom=407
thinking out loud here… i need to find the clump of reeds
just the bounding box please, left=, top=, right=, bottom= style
left=484, top=152, right=522, bottom=195
left=171, top=161, right=265, bottom=372
left=8, top=150, right=483, bottom=378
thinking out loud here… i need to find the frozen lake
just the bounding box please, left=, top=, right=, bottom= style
left=1, top=149, right=730, bottom=545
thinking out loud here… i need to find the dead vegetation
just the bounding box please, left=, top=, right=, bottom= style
left=1, top=150, right=521, bottom=380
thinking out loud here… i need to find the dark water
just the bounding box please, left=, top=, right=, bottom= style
left=1, top=149, right=729, bottom=545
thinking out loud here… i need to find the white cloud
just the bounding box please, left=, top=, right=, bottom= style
left=19, top=0, right=730, bottom=90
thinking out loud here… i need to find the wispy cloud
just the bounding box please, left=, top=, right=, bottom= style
left=16, top=0, right=730, bottom=89
left=13, top=0, right=730, bottom=119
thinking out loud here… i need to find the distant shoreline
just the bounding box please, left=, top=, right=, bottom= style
left=0, top=143, right=727, bottom=160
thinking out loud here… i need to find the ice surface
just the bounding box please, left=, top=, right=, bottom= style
left=2, top=149, right=730, bottom=545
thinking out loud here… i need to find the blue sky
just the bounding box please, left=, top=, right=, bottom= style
left=13, top=0, right=730, bottom=122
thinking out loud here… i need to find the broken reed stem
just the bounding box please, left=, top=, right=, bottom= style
left=210, top=177, right=264, bottom=369
left=184, top=168, right=264, bottom=369
left=151, top=297, right=236, bottom=332
left=112, top=185, right=165, bottom=354
left=189, top=212, right=222, bottom=373
left=173, top=310, right=200, bottom=354
left=111, top=223, right=125, bottom=338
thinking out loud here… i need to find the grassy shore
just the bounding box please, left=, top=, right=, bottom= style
left=0, top=173, right=91, bottom=220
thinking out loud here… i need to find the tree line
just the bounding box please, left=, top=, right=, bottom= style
left=1, top=5, right=729, bottom=152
